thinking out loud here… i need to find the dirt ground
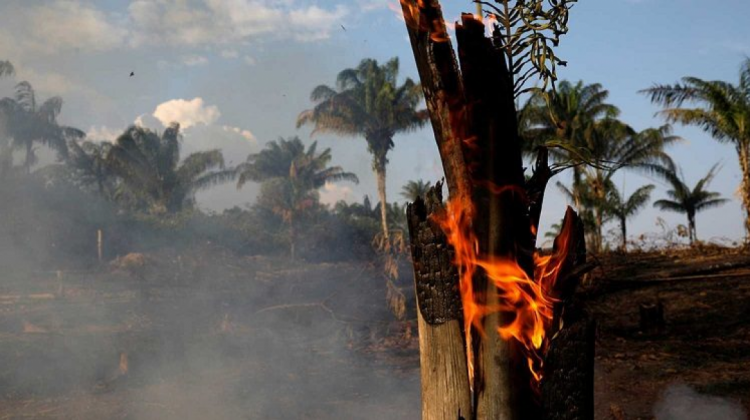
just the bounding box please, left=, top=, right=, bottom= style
left=585, top=246, right=750, bottom=419
left=0, top=245, right=748, bottom=419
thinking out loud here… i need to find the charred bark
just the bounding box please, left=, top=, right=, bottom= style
left=540, top=303, right=595, bottom=420
left=407, top=187, right=473, bottom=420
left=400, top=1, right=594, bottom=419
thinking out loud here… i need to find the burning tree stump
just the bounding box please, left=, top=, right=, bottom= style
left=400, top=0, right=594, bottom=419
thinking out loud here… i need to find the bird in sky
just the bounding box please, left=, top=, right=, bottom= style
left=340, top=24, right=346, bottom=31
left=129, top=71, right=134, bottom=77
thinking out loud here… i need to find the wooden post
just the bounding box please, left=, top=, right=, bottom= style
left=97, top=229, right=103, bottom=263
left=56, top=270, right=64, bottom=298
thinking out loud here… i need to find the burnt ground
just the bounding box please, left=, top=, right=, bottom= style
left=584, top=246, right=750, bottom=419
left=0, top=248, right=420, bottom=419
left=0, top=245, right=748, bottom=419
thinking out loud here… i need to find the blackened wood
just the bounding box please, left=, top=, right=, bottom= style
left=541, top=304, right=596, bottom=420
left=408, top=188, right=462, bottom=325
left=456, top=15, right=534, bottom=420
left=407, top=188, right=473, bottom=420
left=639, top=300, right=665, bottom=335
left=400, top=0, right=472, bottom=201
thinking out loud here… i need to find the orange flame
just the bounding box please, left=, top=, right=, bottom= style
left=396, top=0, right=453, bottom=43
left=433, top=195, right=573, bottom=384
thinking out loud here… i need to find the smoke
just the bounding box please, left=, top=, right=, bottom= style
left=654, top=384, right=748, bottom=420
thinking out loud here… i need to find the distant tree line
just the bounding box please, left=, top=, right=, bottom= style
left=0, top=56, right=745, bottom=267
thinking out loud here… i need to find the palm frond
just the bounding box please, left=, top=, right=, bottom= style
left=653, top=199, right=686, bottom=213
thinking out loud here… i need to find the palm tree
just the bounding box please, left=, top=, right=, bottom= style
left=652, top=163, right=727, bottom=245
left=106, top=123, right=235, bottom=214
left=236, top=136, right=358, bottom=259
left=606, top=183, right=655, bottom=250
left=0, top=61, right=14, bottom=175
left=0, top=82, right=84, bottom=173
left=641, top=58, right=750, bottom=240
left=584, top=122, right=679, bottom=250
left=549, top=117, right=678, bottom=251
left=67, top=139, right=115, bottom=198
left=297, top=57, right=428, bottom=239
left=0, top=60, right=13, bottom=78
left=521, top=80, right=619, bottom=199
left=400, top=179, right=432, bottom=202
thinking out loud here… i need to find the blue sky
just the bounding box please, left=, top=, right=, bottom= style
left=0, top=0, right=748, bottom=246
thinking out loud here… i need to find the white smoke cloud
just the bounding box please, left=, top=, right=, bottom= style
left=654, top=384, right=747, bottom=420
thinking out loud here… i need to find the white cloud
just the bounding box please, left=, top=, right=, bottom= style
left=137, top=100, right=257, bottom=163
left=320, top=181, right=354, bottom=206
left=222, top=125, right=256, bottom=143
left=220, top=49, right=239, bottom=59
left=128, top=0, right=349, bottom=47
left=1, top=1, right=352, bottom=59
left=86, top=126, right=121, bottom=142
left=183, top=55, right=209, bottom=66
left=243, top=55, right=257, bottom=66
left=289, top=5, right=349, bottom=41
left=19, top=1, right=127, bottom=54
left=358, top=0, right=387, bottom=12
left=152, top=98, right=221, bottom=129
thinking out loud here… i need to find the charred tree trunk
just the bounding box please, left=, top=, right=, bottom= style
left=408, top=189, right=473, bottom=420
left=401, top=1, right=594, bottom=419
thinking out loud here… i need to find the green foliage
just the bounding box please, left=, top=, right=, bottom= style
left=0, top=81, right=84, bottom=172
left=297, top=57, right=428, bottom=236
left=400, top=179, right=432, bottom=202
left=0, top=60, right=13, bottom=78
left=652, top=162, right=727, bottom=244
left=480, top=0, right=578, bottom=96
left=236, top=136, right=358, bottom=259
left=605, top=183, right=655, bottom=250
left=297, top=58, right=427, bottom=164
left=525, top=80, right=677, bottom=251
left=106, top=123, right=235, bottom=214
left=67, top=139, right=115, bottom=198
left=641, top=58, right=750, bottom=238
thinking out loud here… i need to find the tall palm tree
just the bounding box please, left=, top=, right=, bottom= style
left=106, top=123, right=234, bottom=214
left=606, top=183, right=655, bottom=250
left=652, top=163, right=727, bottom=245
left=297, top=57, right=428, bottom=239
left=236, top=136, right=358, bottom=259
left=400, top=179, right=432, bottom=202
left=641, top=58, right=750, bottom=240
left=0, top=82, right=84, bottom=173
